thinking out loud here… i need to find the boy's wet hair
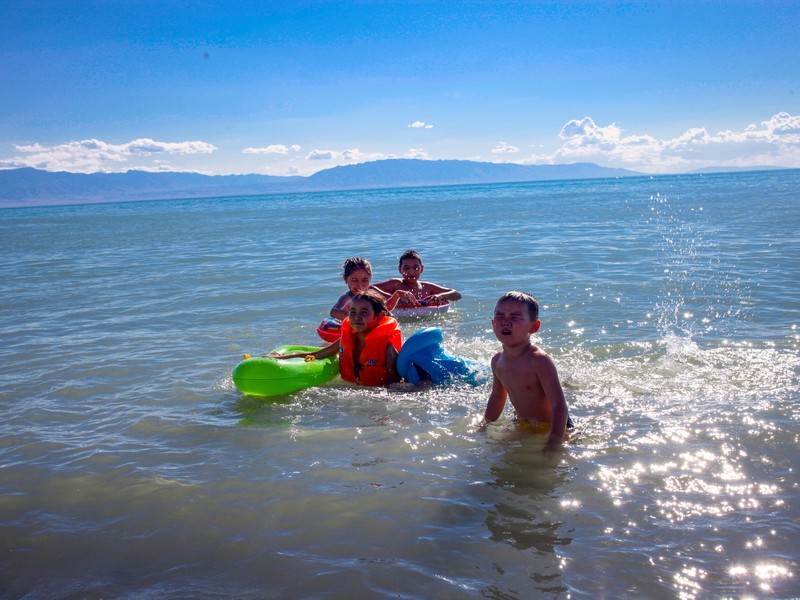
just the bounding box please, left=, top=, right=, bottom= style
left=351, top=289, right=391, bottom=316
left=342, top=256, right=372, bottom=280
left=399, top=249, right=422, bottom=267
left=498, top=291, right=539, bottom=321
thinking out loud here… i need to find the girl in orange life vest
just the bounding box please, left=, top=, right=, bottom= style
left=274, top=290, right=403, bottom=387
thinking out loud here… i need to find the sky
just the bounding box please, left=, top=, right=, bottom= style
left=1, top=1, right=799, bottom=176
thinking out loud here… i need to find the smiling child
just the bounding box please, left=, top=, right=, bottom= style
left=374, top=250, right=462, bottom=307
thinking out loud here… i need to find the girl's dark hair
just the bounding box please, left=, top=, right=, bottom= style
left=351, top=289, right=391, bottom=316
left=498, top=291, right=540, bottom=321
left=342, top=256, right=372, bottom=280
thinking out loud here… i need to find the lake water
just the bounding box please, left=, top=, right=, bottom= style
left=1, top=170, right=798, bottom=598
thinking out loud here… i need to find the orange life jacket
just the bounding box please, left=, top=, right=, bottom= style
left=338, top=315, right=402, bottom=386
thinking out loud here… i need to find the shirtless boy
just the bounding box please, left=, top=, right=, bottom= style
left=482, top=291, right=570, bottom=456
left=374, top=250, right=462, bottom=307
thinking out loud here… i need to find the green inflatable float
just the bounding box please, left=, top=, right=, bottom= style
left=232, top=345, right=339, bottom=397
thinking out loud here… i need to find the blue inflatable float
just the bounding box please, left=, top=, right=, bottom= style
left=397, top=327, right=489, bottom=386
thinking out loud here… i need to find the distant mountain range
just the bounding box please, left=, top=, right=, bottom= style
left=0, top=159, right=645, bottom=207
left=688, top=165, right=788, bottom=174
left=0, top=159, right=780, bottom=207
left=0, top=168, right=304, bottom=207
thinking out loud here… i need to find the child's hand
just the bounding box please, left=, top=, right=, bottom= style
left=392, top=290, right=419, bottom=307
left=401, top=290, right=420, bottom=305
left=423, top=294, right=444, bottom=305
left=267, top=352, right=297, bottom=360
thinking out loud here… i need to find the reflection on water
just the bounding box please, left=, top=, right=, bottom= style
left=484, top=430, right=571, bottom=595
left=558, top=335, right=799, bottom=598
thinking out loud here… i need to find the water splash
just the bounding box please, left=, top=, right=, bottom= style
left=640, top=191, right=750, bottom=344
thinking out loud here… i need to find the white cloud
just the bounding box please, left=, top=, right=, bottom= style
left=764, top=111, right=800, bottom=134
left=6, top=138, right=217, bottom=173
left=125, top=139, right=215, bottom=154
left=306, top=148, right=385, bottom=162
left=491, top=141, right=519, bottom=154
left=341, top=149, right=362, bottom=161
left=533, top=112, right=800, bottom=172
left=307, top=149, right=338, bottom=160
left=243, top=144, right=301, bottom=154
left=7, top=112, right=799, bottom=176
left=666, top=127, right=711, bottom=148
left=405, top=148, right=429, bottom=159
left=559, top=117, right=622, bottom=150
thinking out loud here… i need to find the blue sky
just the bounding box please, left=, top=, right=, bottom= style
left=1, top=1, right=798, bottom=176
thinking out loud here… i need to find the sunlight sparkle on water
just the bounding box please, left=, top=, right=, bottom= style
left=594, top=437, right=784, bottom=524
left=433, top=453, right=457, bottom=463
left=729, top=562, right=794, bottom=594
left=404, top=435, right=419, bottom=451
left=674, top=564, right=707, bottom=599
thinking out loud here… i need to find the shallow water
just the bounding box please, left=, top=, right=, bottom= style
left=1, top=170, right=798, bottom=598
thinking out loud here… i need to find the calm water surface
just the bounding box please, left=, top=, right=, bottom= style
left=1, top=170, right=798, bottom=598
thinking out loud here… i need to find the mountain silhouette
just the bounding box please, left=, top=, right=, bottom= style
left=0, top=159, right=643, bottom=206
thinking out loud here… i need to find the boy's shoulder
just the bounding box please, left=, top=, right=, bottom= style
left=529, top=344, right=548, bottom=357
left=528, top=344, right=555, bottom=364
left=497, top=344, right=551, bottom=363
left=420, top=280, right=450, bottom=292
left=374, top=278, right=403, bottom=290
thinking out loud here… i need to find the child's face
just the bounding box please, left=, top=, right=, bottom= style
left=492, top=299, right=540, bottom=344
left=399, top=258, right=423, bottom=283
left=345, top=269, right=371, bottom=295
left=348, top=298, right=379, bottom=332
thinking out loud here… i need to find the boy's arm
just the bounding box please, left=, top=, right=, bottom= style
left=539, top=356, right=568, bottom=455
left=480, top=356, right=508, bottom=428
left=373, top=279, right=399, bottom=294
left=386, top=289, right=418, bottom=310
left=370, top=283, right=419, bottom=310
left=421, top=282, right=462, bottom=303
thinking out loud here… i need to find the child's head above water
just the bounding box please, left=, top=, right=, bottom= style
left=342, top=256, right=372, bottom=280
left=341, top=256, right=373, bottom=295
left=349, top=290, right=390, bottom=331
left=493, top=291, right=542, bottom=344
left=496, top=291, right=540, bottom=321
left=350, top=289, right=390, bottom=316
left=398, top=249, right=422, bottom=267
left=398, top=249, right=423, bottom=282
